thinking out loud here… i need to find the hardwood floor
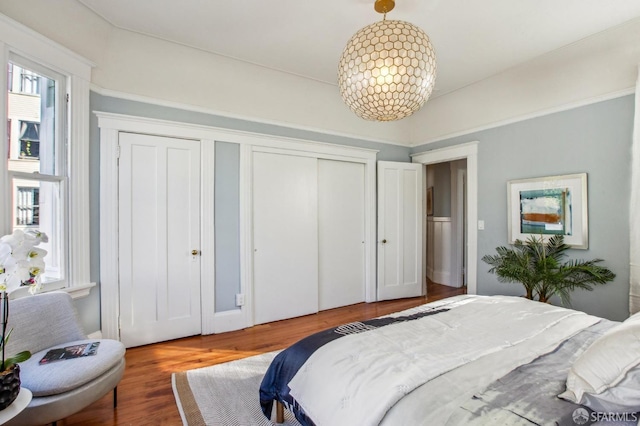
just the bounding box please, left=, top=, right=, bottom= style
left=63, top=282, right=465, bottom=425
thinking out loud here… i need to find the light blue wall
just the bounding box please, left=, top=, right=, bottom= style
left=84, top=92, right=633, bottom=333
left=87, top=92, right=412, bottom=330
left=412, top=95, right=634, bottom=321
left=90, top=94, right=411, bottom=161
left=432, top=162, right=452, bottom=217
left=214, top=142, right=241, bottom=312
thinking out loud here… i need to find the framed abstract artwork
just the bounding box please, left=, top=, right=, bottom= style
left=507, top=173, right=588, bottom=249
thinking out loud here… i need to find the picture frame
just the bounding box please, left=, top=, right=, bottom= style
left=427, top=186, right=434, bottom=216
left=507, top=173, right=588, bottom=249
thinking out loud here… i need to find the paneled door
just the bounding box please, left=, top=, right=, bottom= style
left=118, top=132, right=202, bottom=348
left=252, top=151, right=319, bottom=324
left=318, top=159, right=365, bottom=310
left=377, top=161, right=424, bottom=300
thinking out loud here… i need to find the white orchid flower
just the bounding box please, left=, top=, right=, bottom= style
left=5, top=273, right=24, bottom=290
left=0, top=243, right=11, bottom=271
left=26, top=273, right=43, bottom=295
left=2, top=254, right=17, bottom=271
left=24, top=230, right=48, bottom=244
left=27, top=257, right=45, bottom=275
left=0, top=242, right=10, bottom=259
left=27, top=283, right=41, bottom=295
left=0, top=230, right=25, bottom=249
left=12, top=259, right=31, bottom=282
left=26, top=247, right=47, bottom=260
left=8, top=245, right=30, bottom=262
left=0, top=229, right=48, bottom=294
left=0, top=243, right=10, bottom=287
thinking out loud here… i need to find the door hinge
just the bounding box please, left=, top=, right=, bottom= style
left=66, top=93, right=69, bottom=103
left=116, top=145, right=121, bottom=159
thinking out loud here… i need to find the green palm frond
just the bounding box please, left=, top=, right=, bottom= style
left=482, top=234, right=615, bottom=305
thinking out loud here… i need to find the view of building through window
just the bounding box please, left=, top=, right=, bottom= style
left=7, top=60, right=64, bottom=283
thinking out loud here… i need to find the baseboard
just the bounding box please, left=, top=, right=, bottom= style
left=213, top=309, right=247, bottom=334
left=432, top=270, right=451, bottom=286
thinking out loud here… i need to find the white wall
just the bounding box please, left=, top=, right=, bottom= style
left=0, top=0, right=410, bottom=146
left=3, top=2, right=639, bottom=149
left=0, top=0, right=111, bottom=66
left=410, top=17, right=640, bottom=144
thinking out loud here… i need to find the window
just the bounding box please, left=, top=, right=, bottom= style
left=7, top=57, right=67, bottom=287
left=1, top=14, right=93, bottom=297
left=19, top=121, right=40, bottom=159
left=15, top=187, right=39, bottom=226
left=6, top=64, right=12, bottom=92
left=19, top=68, right=40, bottom=95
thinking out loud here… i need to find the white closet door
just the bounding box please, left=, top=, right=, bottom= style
left=252, top=151, right=318, bottom=325
left=118, top=132, right=201, bottom=347
left=318, top=159, right=365, bottom=310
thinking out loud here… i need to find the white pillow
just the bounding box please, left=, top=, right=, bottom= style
left=559, top=312, right=640, bottom=413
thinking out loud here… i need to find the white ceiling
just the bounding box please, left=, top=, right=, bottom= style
left=77, top=0, right=640, bottom=98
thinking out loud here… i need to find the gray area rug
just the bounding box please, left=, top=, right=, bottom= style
left=172, top=351, right=301, bottom=425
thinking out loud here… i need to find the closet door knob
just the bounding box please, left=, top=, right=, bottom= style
left=191, top=250, right=200, bottom=256
left=382, top=239, right=387, bottom=244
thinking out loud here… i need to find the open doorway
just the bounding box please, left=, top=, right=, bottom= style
left=425, top=160, right=467, bottom=291
left=412, top=142, right=479, bottom=296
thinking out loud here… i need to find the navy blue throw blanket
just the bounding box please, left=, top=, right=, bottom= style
left=259, top=308, right=450, bottom=425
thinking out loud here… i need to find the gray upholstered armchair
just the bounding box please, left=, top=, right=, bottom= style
left=3, top=291, right=125, bottom=426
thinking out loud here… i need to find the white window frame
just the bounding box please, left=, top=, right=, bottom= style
left=9, top=55, right=68, bottom=291
left=0, top=14, right=95, bottom=298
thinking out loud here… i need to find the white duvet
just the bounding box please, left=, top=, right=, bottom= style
left=287, top=295, right=601, bottom=426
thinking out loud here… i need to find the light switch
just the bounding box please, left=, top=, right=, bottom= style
left=478, top=220, right=485, bottom=230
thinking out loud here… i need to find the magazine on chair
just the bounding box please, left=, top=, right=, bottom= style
left=39, top=342, right=100, bottom=364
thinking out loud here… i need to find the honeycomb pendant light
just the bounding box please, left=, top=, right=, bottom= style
left=338, top=0, right=437, bottom=121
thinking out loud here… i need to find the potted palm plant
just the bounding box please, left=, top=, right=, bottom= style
left=0, top=229, right=47, bottom=410
left=482, top=235, right=615, bottom=305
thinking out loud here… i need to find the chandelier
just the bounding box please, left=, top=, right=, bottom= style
left=338, top=0, right=437, bottom=122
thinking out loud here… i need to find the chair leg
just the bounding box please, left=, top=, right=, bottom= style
left=113, top=386, right=118, bottom=409
left=276, top=401, right=284, bottom=423
left=51, top=422, right=56, bottom=426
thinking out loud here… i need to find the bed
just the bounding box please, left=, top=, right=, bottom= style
left=259, top=295, right=640, bottom=425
